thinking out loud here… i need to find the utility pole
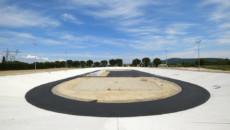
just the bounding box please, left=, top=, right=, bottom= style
left=32, top=43, right=37, bottom=73
left=195, top=40, right=202, bottom=71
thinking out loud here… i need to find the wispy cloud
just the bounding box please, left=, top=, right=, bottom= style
left=0, top=30, right=66, bottom=46
left=0, top=31, right=37, bottom=39
left=60, top=0, right=155, bottom=27
left=219, top=23, right=230, bottom=29
left=61, top=13, right=83, bottom=24
left=200, top=0, right=230, bottom=21
left=0, top=5, right=60, bottom=28
left=118, top=26, right=159, bottom=36
left=60, top=34, right=126, bottom=47
left=165, top=23, right=195, bottom=35
left=65, top=0, right=150, bottom=18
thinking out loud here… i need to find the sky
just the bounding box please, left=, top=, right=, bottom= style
left=0, top=0, right=230, bottom=63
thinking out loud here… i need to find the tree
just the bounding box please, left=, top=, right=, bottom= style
left=109, top=59, right=116, bottom=66
left=94, top=62, right=100, bottom=67
left=55, top=61, right=61, bottom=68
left=142, top=57, right=151, bottom=67
left=67, top=60, right=73, bottom=67
left=132, top=58, right=141, bottom=66
left=80, top=61, right=86, bottom=67
left=73, top=61, right=80, bottom=67
left=2, top=56, right=6, bottom=63
left=153, top=58, right=162, bottom=67
left=101, top=60, right=108, bottom=67
left=60, top=61, right=66, bottom=67
left=116, top=59, right=123, bottom=66
left=195, top=58, right=206, bottom=66
left=86, top=60, right=94, bottom=67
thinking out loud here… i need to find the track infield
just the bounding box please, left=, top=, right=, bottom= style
left=25, top=70, right=210, bottom=117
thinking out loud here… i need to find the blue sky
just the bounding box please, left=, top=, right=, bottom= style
left=0, top=0, right=230, bottom=63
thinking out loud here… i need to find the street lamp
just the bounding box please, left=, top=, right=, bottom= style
left=32, top=42, right=37, bottom=73
left=152, top=54, right=154, bottom=67
left=65, top=51, right=67, bottom=71
left=165, top=50, right=168, bottom=68
left=195, top=40, right=202, bottom=71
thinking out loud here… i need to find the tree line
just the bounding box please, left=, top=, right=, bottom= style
left=132, top=57, right=162, bottom=67
left=0, top=57, right=123, bottom=70
left=1, top=55, right=229, bottom=70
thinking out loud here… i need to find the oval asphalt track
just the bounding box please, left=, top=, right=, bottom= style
left=25, top=70, right=210, bottom=117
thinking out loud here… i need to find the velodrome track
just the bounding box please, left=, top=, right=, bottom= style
left=0, top=67, right=230, bottom=130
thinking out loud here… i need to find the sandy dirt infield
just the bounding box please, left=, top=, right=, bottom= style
left=52, top=77, right=182, bottom=103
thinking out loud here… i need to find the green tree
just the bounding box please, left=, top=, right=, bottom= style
left=100, top=60, right=108, bottom=67
left=80, top=61, right=86, bottom=67
left=67, top=60, right=73, bottom=67
left=195, top=58, right=206, bottom=66
left=60, top=61, right=66, bottom=67
left=73, top=61, right=80, bottom=67
left=109, top=59, right=116, bottom=66
left=153, top=58, right=162, bottom=67
left=55, top=61, right=62, bottom=68
left=116, top=59, right=123, bottom=66
left=86, top=60, right=94, bottom=67
left=132, top=58, right=141, bottom=66
left=2, top=56, right=6, bottom=63
left=142, top=57, right=151, bottom=67
left=94, top=62, right=100, bottom=67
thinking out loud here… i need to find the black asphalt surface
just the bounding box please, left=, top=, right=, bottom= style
left=25, top=70, right=210, bottom=117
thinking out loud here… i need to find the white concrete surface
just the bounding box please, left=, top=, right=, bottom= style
left=0, top=67, right=230, bottom=130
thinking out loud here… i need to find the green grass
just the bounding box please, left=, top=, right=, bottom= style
left=204, top=65, right=230, bottom=71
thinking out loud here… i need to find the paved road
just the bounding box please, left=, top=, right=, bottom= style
left=25, top=70, right=210, bottom=117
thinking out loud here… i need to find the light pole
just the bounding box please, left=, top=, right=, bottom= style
left=165, top=50, right=168, bottom=68
left=65, top=51, right=67, bottom=71
left=32, top=42, right=37, bottom=73
left=152, top=54, right=154, bottom=67
left=195, top=40, right=202, bottom=71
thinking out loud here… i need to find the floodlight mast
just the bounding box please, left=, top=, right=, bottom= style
left=165, top=50, right=168, bottom=68
left=65, top=51, right=67, bottom=72
left=195, top=40, right=202, bottom=71
left=32, top=42, right=37, bottom=73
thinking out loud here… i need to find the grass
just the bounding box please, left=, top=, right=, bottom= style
left=204, top=65, right=230, bottom=71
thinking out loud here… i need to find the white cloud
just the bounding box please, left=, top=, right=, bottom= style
left=18, top=55, right=49, bottom=63
left=25, top=55, right=39, bottom=59
left=60, top=34, right=126, bottom=47
left=60, top=0, right=155, bottom=27
left=165, top=23, right=196, bottom=35
left=200, top=0, right=230, bottom=21
left=219, top=23, right=230, bottom=28
left=66, top=0, right=150, bottom=18
left=118, top=26, right=159, bottom=36
left=218, top=38, right=230, bottom=44
left=201, top=0, right=230, bottom=7
left=0, top=5, right=60, bottom=28
left=0, top=31, right=37, bottom=39
left=39, top=39, right=64, bottom=45
left=0, top=30, right=67, bottom=46
left=61, top=13, right=82, bottom=24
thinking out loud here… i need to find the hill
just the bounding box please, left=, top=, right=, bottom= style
left=161, top=58, right=223, bottom=64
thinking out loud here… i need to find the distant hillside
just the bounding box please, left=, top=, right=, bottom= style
left=162, top=58, right=223, bottom=64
